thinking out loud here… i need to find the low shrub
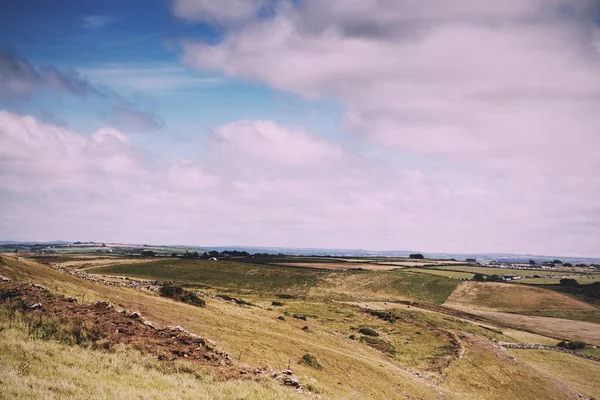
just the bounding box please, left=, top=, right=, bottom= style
left=557, top=340, right=586, bottom=350
left=160, top=285, right=205, bottom=308
left=215, top=294, right=253, bottom=306
left=271, top=301, right=285, bottom=306
left=360, top=336, right=396, bottom=355
left=277, top=294, right=296, bottom=299
left=367, top=309, right=399, bottom=323
left=358, top=327, right=379, bottom=337
left=300, top=353, right=323, bottom=369
left=277, top=316, right=285, bottom=321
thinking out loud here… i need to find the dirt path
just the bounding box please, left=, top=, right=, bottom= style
left=341, top=301, right=437, bottom=313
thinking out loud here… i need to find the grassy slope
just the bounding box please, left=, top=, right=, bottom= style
left=444, top=335, right=580, bottom=400
left=91, top=258, right=460, bottom=304
left=507, top=349, right=600, bottom=399
left=0, top=256, right=445, bottom=399
left=0, top=322, right=303, bottom=400
left=510, top=309, right=600, bottom=325
left=2, top=255, right=596, bottom=400
left=444, top=281, right=595, bottom=312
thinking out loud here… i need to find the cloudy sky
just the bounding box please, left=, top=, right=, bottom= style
left=1, top=0, right=599, bottom=256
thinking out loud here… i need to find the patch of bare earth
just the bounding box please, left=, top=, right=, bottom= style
left=0, top=282, right=239, bottom=372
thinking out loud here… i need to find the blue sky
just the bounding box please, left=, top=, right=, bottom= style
left=1, top=0, right=600, bottom=256
left=0, top=0, right=343, bottom=156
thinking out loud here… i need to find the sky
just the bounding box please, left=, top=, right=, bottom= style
left=1, top=0, right=599, bottom=257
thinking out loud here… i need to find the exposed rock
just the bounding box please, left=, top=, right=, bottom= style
left=63, top=296, right=78, bottom=303
left=95, top=300, right=115, bottom=309
left=0, top=276, right=10, bottom=282
left=283, top=369, right=293, bottom=375
left=284, top=377, right=300, bottom=387
left=143, top=320, right=154, bottom=329
left=30, top=303, right=43, bottom=309
left=129, top=311, right=142, bottom=319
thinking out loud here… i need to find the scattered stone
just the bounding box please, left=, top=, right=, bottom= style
left=95, top=300, right=115, bottom=309
left=63, top=296, right=78, bottom=303
left=0, top=276, right=10, bottom=282
left=143, top=320, right=154, bottom=329
left=129, top=311, right=142, bottom=319
left=283, top=369, right=293, bottom=375
left=31, top=283, right=46, bottom=290
left=240, top=370, right=248, bottom=375
left=253, top=368, right=263, bottom=375
left=30, top=303, right=43, bottom=309
left=284, top=377, right=300, bottom=387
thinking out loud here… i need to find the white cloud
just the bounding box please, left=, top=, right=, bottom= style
left=2, top=110, right=598, bottom=255
left=82, top=15, right=116, bottom=29
left=172, top=0, right=269, bottom=23
left=174, top=0, right=600, bottom=256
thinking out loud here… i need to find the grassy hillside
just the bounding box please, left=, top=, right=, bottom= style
left=90, top=258, right=460, bottom=304
left=0, top=319, right=303, bottom=400
left=2, top=255, right=598, bottom=400
left=507, top=349, right=600, bottom=399
left=444, top=281, right=595, bottom=312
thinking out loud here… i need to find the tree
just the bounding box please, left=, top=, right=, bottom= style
left=473, top=273, right=485, bottom=281
left=553, top=259, right=563, bottom=265
left=409, top=253, right=424, bottom=259
left=529, top=259, right=536, bottom=265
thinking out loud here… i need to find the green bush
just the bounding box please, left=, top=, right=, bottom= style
left=215, top=294, right=253, bottom=306
left=358, top=327, right=379, bottom=337
left=271, top=301, right=284, bottom=306
left=300, top=353, right=323, bottom=369
left=277, top=294, right=296, bottom=299
left=277, top=315, right=285, bottom=321
left=160, top=285, right=205, bottom=308
left=557, top=340, right=586, bottom=350
left=367, top=309, right=399, bottom=323
left=360, top=336, right=396, bottom=355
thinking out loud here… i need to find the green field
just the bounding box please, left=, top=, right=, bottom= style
left=91, top=258, right=461, bottom=304
left=404, top=268, right=475, bottom=279
left=427, top=265, right=600, bottom=283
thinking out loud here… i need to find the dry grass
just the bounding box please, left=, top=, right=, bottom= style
left=443, top=334, right=581, bottom=400
left=450, top=309, right=600, bottom=345
left=507, top=349, right=600, bottom=399
left=0, top=320, right=304, bottom=400
left=0, top=256, right=446, bottom=399
left=444, top=281, right=595, bottom=312
left=3, top=254, right=599, bottom=400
